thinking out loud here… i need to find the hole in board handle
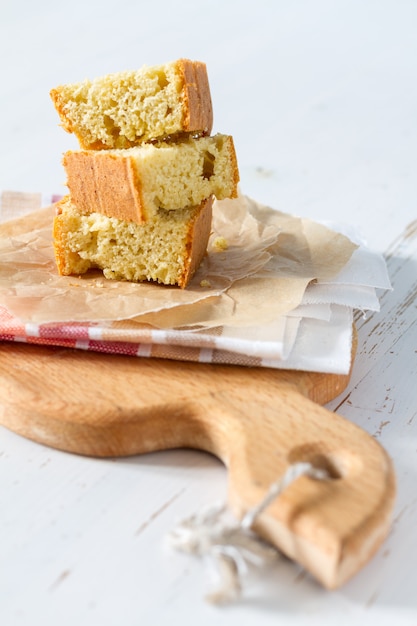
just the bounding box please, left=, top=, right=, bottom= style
left=288, top=443, right=363, bottom=480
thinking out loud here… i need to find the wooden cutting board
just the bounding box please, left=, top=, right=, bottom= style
left=0, top=341, right=395, bottom=589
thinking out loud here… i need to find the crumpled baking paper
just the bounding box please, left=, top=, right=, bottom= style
left=0, top=191, right=391, bottom=373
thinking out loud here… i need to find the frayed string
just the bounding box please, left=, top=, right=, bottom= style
left=167, top=462, right=329, bottom=604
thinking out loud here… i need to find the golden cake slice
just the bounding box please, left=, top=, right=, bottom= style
left=50, top=59, right=213, bottom=149
left=62, top=134, right=239, bottom=223
left=53, top=195, right=213, bottom=288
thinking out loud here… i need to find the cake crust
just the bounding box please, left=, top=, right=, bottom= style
left=180, top=195, right=213, bottom=287
left=179, top=59, right=213, bottom=137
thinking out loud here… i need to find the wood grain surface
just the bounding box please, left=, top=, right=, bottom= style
left=0, top=341, right=395, bottom=589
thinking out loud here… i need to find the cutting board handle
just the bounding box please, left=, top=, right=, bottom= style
left=157, top=383, right=395, bottom=589
left=0, top=344, right=395, bottom=589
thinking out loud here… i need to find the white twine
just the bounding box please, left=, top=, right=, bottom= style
left=167, top=462, right=329, bottom=604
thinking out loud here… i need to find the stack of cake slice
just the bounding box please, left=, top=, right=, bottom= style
left=50, top=59, right=239, bottom=287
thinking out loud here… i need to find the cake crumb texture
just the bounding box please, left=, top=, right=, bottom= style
left=63, top=133, right=239, bottom=223
left=53, top=195, right=213, bottom=288
left=50, top=59, right=213, bottom=149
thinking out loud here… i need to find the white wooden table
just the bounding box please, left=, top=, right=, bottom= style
left=1, top=1, right=416, bottom=624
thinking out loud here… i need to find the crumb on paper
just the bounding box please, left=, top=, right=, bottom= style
left=213, top=236, right=229, bottom=251
left=200, top=279, right=211, bottom=288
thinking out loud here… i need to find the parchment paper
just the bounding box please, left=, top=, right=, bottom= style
left=0, top=195, right=357, bottom=328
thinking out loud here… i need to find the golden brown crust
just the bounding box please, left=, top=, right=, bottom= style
left=180, top=195, right=213, bottom=288
left=227, top=135, right=240, bottom=198
left=63, top=151, right=147, bottom=223
left=178, top=59, right=213, bottom=136
left=52, top=209, right=65, bottom=274
left=52, top=197, right=74, bottom=275
left=53, top=196, right=94, bottom=276
left=49, top=89, right=71, bottom=134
